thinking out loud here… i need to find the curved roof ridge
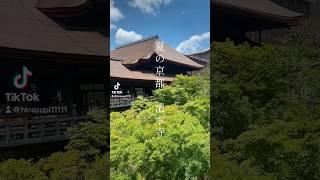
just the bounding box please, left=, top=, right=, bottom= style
left=212, top=0, right=303, bottom=21
left=110, top=60, right=174, bottom=82
left=36, top=0, right=89, bottom=9
left=116, top=35, right=159, bottom=49
left=111, top=36, right=203, bottom=69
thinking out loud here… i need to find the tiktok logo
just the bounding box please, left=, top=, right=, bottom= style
left=112, top=82, right=122, bottom=96
left=114, top=82, right=120, bottom=90
left=13, top=66, right=32, bottom=89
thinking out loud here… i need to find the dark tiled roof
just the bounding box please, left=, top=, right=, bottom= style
left=110, top=58, right=174, bottom=81
left=36, top=0, right=89, bottom=8
left=111, top=36, right=203, bottom=70
left=0, top=0, right=107, bottom=57
left=36, top=0, right=94, bottom=17
left=212, top=0, right=303, bottom=23
left=187, top=50, right=210, bottom=64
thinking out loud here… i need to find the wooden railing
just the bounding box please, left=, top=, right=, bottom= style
left=0, top=116, right=88, bottom=148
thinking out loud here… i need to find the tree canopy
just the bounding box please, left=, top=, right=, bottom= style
left=211, top=39, right=320, bottom=179
left=111, top=75, right=210, bottom=179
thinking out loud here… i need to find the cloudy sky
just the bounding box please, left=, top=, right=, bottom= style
left=110, top=0, right=210, bottom=55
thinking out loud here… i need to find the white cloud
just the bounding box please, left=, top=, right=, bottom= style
left=110, top=24, right=117, bottom=30
left=111, top=0, right=124, bottom=22
left=176, top=32, right=210, bottom=54
left=128, top=0, right=172, bottom=15
left=115, top=28, right=143, bottom=45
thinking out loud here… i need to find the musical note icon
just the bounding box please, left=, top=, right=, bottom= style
left=13, top=66, right=32, bottom=89
left=114, top=82, right=120, bottom=90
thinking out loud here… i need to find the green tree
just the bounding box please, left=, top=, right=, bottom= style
left=36, top=110, right=108, bottom=180
left=110, top=74, right=210, bottom=179
left=66, top=110, right=108, bottom=161
left=211, top=40, right=320, bottom=179
left=154, top=75, right=209, bottom=106
left=111, top=101, right=210, bottom=179
left=38, top=150, right=84, bottom=180
left=84, top=153, right=108, bottom=180
left=0, top=159, right=47, bottom=180
left=223, top=120, right=320, bottom=179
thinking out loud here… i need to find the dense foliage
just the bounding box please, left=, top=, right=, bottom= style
left=211, top=40, right=320, bottom=179
left=0, top=75, right=209, bottom=179
left=0, top=159, right=46, bottom=180
left=111, top=75, right=210, bottom=179
left=0, top=111, right=108, bottom=180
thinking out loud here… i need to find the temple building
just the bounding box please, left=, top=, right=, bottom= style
left=0, top=0, right=107, bottom=147
left=110, top=36, right=204, bottom=109
left=187, top=50, right=210, bottom=67
left=212, top=0, right=303, bottom=44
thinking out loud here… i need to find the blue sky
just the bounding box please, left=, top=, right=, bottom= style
left=110, top=0, right=210, bottom=54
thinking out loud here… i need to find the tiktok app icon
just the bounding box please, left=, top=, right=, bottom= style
left=114, top=82, right=120, bottom=90
left=112, top=82, right=123, bottom=96
left=13, top=66, right=32, bottom=89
